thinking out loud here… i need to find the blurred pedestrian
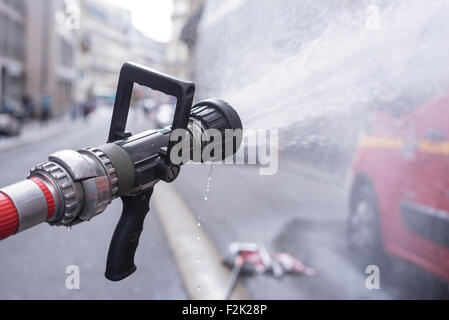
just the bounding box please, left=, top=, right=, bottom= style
left=82, top=98, right=96, bottom=122
left=40, top=93, right=52, bottom=125
left=69, top=103, right=79, bottom=121
left=22, top=95, right=36, bottom=120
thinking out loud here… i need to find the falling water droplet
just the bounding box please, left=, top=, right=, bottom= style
left=203, top=162, right=215, bottom=201
left=197, top=258, right=201, bottom=263
left=197, top=285, right=201, bottom=291
left=197, top=235, right=201, bottom=241
left=198, top=222, right=202, bottom=227
left=67, top=226, right=72, bottom=232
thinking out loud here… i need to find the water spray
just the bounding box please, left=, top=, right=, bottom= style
left=0, top=63, right=243, bottom=281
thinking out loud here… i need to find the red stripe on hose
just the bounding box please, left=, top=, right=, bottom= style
left=29, top=177, right=55, bottom=220
left=0, top=192, right=19, bottom=240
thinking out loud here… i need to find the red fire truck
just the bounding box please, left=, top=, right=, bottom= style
left=348, top=89, right=449, bottom=282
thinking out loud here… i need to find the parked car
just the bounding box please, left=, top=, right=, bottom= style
left=0, top=113, right=21, bottom=136
left=348, top=88, right=449, bottom=282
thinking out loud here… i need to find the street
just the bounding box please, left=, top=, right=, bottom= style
left=1, top=109, right=448, bottom=300
left=173, top=160, right=449, bottom=300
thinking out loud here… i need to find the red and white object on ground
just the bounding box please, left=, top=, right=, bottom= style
left=273, top=252, right=317, bottom=276
left=229, top=242, right=316, bottom=276
left=224, top=242, right=316, bottom=299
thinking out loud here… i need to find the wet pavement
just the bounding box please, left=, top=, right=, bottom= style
left=173, top=160, right=449, bottom=299
left=1, top=108, right=448, bottom=300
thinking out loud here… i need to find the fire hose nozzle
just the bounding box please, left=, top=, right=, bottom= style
left=0, top=63, right=244, bottom=282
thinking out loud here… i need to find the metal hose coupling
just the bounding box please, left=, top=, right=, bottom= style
left=27, top=148, right=119, bottom=227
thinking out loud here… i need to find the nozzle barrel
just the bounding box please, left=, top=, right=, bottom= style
left=0, top=99, right=243, bottom=242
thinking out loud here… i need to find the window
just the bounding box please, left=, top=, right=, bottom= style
left=60, top=37, right=74, bottom=68
left=0, top=13, right=6, bottom=56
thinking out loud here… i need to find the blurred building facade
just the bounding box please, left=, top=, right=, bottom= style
left=0, top=0, right=27, bottom=112
left=167, top=0, right=204, bottom=79
left=79, top=0, right=132, bottom=101
left=130, top=28, right=166, bottom=72
left=2, top=0, right=168, bottom=120
left=26, top=0, right=79, bottom=116
left=79, top=0, right=167, bottom=104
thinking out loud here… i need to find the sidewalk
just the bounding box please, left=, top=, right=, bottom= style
left=0, top=111, right=107, bottom=154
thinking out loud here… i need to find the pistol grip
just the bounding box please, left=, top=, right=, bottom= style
left=105, top=189, right=153, bottom=281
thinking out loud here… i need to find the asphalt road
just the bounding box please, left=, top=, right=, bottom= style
left=173, top=160, right=449, bottom=299
left=1, top=108, right=448, bottom=300
left=0, top=110, right=187, bottom=300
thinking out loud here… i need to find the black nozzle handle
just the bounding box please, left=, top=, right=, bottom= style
left=108, top=62, right=195, bottom=143
left=105, top=189, right=153, bottom=281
